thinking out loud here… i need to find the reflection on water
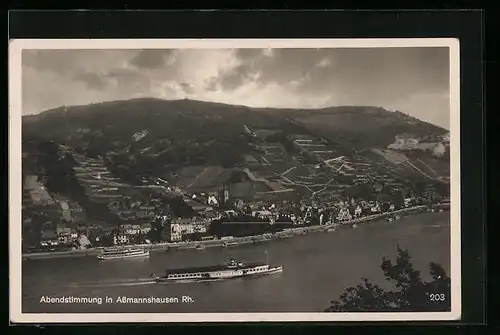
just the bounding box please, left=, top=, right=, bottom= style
left=22, top=212, right=451, bottom=313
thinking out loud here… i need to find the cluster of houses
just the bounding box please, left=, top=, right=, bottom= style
left=157, top=191, right=419, bottom=243
left=28, top=182, right=438, bottom=251
left=24, top=137, right=447, bottom=251
left=387, top=133, right=450, bottom=158
left=25, top=155, right=445, bottom=251
left=108, top=196, right=163, bottom=222
left=111, top=222, right=153, bottom=245
left=38, top=224, right=78, bottom=248
left=168, top=218, right=210, bottom=242
left=36, top=221, right=156, bottom=250
left=22, top=174, right=88, bottom=251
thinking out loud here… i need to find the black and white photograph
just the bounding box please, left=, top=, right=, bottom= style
left=9, top=39, right=460, bottom=322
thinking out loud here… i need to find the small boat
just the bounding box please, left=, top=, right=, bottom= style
left=153, top=253, right=283, bottom=284
left=352, top=224, right=358, bottom=229
left=97, top=247, right=150, bottom=260
left=195, top=244, right=206, bottom=250
left=223, top=241, right=239, bottom=247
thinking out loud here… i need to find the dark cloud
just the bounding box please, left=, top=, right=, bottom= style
left=212, top=47, right=449, bottom=106
left=204, top=77, right=218, bottom=92
left=129, top=49, right=176, bottom=69
left=23, top=50, right=83, bottom=75
left=215, top=67, right=253, bottom=91
left=179, top=82, right=195, bottom=95
left=21, top=47, right=451, bottom=128
left=213, top=48, right=337, bottom=91
left=105, top=68, right=141, bottom=86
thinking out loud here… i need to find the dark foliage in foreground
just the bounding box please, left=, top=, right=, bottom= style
left=325, top=246, right=451, bottom=312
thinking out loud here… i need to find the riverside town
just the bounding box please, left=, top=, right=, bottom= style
left=16, top=45, right=455, bottom=317
left=22, top=121, right=450, bottom=259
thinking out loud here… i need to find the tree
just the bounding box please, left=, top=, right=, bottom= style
left=344, top=183, right=374, bottom=201
left=152, top=216, right=163, bottom=231
left=325, top=246, right=451, bottom=312
left=392, top=190, right=405, bottom=209
left=146, top=228, right=162, bottom=243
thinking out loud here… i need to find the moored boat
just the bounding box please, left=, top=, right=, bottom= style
left=325, top=223, right=339, bottom=232
left=152, top=254, right=283, bottom=284
left=222, top=241, right=239, bottom=247
left=252, top=236, right=271, bottom=244
left=195, top=244, right=206, bottom=250
left=97, top=247, right=150, bottom=260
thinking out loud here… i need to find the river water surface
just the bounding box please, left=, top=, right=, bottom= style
left=22, top=211, right=451, bottom=313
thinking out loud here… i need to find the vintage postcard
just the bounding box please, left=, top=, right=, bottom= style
left=9, top=38, right=460, bottom=323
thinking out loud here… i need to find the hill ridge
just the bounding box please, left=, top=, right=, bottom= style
left=22, top=97, right=446, bottom=131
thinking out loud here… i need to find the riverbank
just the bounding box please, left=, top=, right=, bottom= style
left=22, top=203, right=450, bottom=260
left=22, top=209, right=451, bottom=313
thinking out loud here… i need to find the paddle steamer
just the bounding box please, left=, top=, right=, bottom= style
left=97, top=247, right=150, bottom=260
left=152, top=256, right=282, bottom=283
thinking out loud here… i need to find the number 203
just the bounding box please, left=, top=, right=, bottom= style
left=429, top=293, right=446, bottom=301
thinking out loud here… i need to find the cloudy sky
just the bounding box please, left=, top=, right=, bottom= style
left=22, top=47, right=450, bottom=129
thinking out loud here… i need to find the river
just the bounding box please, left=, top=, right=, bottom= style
left=22, top=211, right=450, bottom=313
